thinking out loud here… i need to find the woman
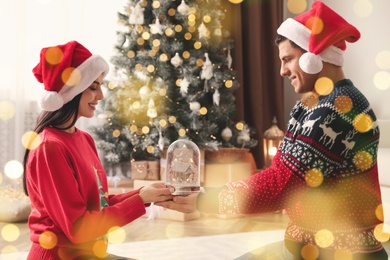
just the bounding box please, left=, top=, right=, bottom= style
left=23, top=41, right=173, bottom=259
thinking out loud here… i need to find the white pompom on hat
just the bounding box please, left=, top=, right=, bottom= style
left=277, top=1, right=360, bottom=74
left=33, top=41, right=109, bottom=111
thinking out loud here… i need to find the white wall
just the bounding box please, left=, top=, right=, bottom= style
left=283, top=0, right=390, bottom=125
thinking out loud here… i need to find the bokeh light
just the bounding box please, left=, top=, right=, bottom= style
left=4, top=160, right=23, bottom=179
left=314, top=77, right=333, bottom=96
left=287, top=0, right=307, bottom=14
left=199, top=107, right=207, bottom=115
left=39, top=231, right=57, bottom=249
left=147, top=146, right=154, bottom=153
left=168, top=116, right=176, bottom=124
left=178, top=128, right=186, bottom=137
left=152, top=0, right=160, bottom=9
left=374, top=224, right=390, bottom=242
left=225, top=80, right=233, bottom=88
left=92, top=239, right=108, bottom=259
left=375, top=204, right=384, bottom=221
left=228, top=0, right=243, bottom=4
left=373, top=71, right=390, bottom=90
left=353, top=113, right=373, bottom=133
left=305, top=17, right=324, bottom=35
left=45, top=46, right=63, bottom=65
left=353, top=0, right=373, bottom=17
left=112, top=129, right=121, bottom=138
left=107, top=226, right=126, bottom=244
left=375, top=50, right=390, bottom=70
left=301, top=92, right=319, bottom=109
left=236, top=122, right=244, bottom=131
left=0, top=100, right=16, bottom=121
left=334, top=95, right=353, bottom=114
left=62, top=67, right=81, bottom=87
left=1, top=224, right=20, bottom=242
left=305, top=168, right=324, bottom=188
left=21, top=131, right=41, bottom=150
left=142, top=126, right=150, bottom=134
left=353, top=151, right=373, bottom=171
left=315, top=229, right=334, bottom=248
left=300, top=244, right=319, bottom=259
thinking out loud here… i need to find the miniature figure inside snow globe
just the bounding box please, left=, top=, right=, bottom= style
left=165, top=139, right=201, bottom=195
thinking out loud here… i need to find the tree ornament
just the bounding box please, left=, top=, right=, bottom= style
left=180, top=77, right=190, bottom=96
left=129, top=1, right=145, bottom=25
left=213, top=88, right=220, bottom=106
left=201, top=53, right=213, bottom=80
left=227, top=48, right=232, bottom=69
left=149, top=17, right=165, bottom=35
left=198, top=22, right=209, bottom=39
left=237, top=125, right=251, bottom=144
left=147, top=99, right=157, bottom=118
left=221, top=127, right=233, bottom=142
left=189, top=101, right=201, bottom=113
left=171, top=52, right=183, bottom=67
left=158, top=127, right=164, bottom=151
left=139, top=85, right=150, bottom=99
left=177, top=0, right=190, bottom=15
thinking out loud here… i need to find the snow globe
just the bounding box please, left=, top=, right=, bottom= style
left=165, top=139, right=201, bottom=195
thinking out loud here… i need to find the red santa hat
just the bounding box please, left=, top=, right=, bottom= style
left=33, top=41, right=109, bottom=111
left=277, top=1, right=360, bottom=74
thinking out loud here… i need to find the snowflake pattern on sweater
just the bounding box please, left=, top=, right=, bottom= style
left=214, top=79, right=384, bottom=254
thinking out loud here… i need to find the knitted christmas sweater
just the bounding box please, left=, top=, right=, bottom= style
left=198, top=79, right=384, bottom=255
left=26, top=127, right=146, bottom=259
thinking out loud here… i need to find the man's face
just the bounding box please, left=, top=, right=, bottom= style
left=278, top=40, right=319, bottom=94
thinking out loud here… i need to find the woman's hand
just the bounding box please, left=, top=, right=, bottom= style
left=155, top=193, right=199, bottom=213
left=138, top=182, right=174, bottom=204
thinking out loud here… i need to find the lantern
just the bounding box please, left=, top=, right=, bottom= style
left=263, top=116, right=284, bottom=168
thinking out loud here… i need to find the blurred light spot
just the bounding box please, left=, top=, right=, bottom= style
left=183, top=51, right=190, bottom=59
left=112, top=129, right=120, bottom=138
left=142, top=126, right=150, bottom=134
left=152, top=1, right=160, bottom=8
left=305, top=17, right=324, bottom=35
left=0, top=100, right=15, bottom=121
left=4, top=160, right=23, bottom=179
left=315, top=229, right=334, bottom=248
left=63, top=67, right=81, bottom=87
left=92, top=239, right=108, bottom=258
left=375, top=204, right=384, bottom=222
left=287, top=0, right=307, bottom=14
left=236, top=122, right=244, bottom=130
left=127, top=51, right=135, bottom=58
left=228, top=0, right=243, bottom=4
left=132, top=101, right=141, bottom=109
left=1, top=224, right=20, bottom=242
left=184, top=32, right=192, bottom=40
left=301, top=244, right=319, bottom=259
left=225, top=80, right=233, bottom=88
left=334, top=95, right=353, bottom=113
left=334, top=248, right=353, bottom=260
left=373, top=71, right=390, bottom=90
left=175, top=25, right=183, bottom=32
left=147, top=146, right=154, bottom=153
left=159, top=88, right=167, bottom=96
left=1, top=245, right=18, bottom=256
left=301, top=92, right=319, bottom=109
left=45, top=46, right=63, bottom=65
left=165, top=222, right=185, bottom=238
left=315, top=77, right=333, bottom=96
left=165, top=28, right=174, bottom=37
left=353, top=113, right=373, bottom=133
left=196, top=58, right=203, bottom=67
left=353, top=151, right=373, bottom=171
left=147, top=65, right=155, bottom=73
left=107, top=226, right=126, bottom=244
left=353, top=0, right=373, bottom=17
left=375, top=50, right=390, bottom=70
left=159, top=119, right=167, bottom=128
left=22, top=131, right=41, bottom=150
left=374, top=224, right=390, bottom=242
left=169, top=116, right=176, bottom=124
left=160, top=53, right=168, bottom=62
left=305, top=168, right=324, bottom=187
left=194, top=41, right=202, bottom=50
left=199, top=107, right=207, bottom=115
left=168, top=8, right=175, bottom=16
left=130, top=125, right=138, bottom=133
left=39, top=231, right=57, bottom=249
left=136, top=37, right=145, bottom=45
left=188, top=14, right=196, bottom=22
left=108, top=82, right=116, bottom=90
left=178, top=128, right=186, bottom=137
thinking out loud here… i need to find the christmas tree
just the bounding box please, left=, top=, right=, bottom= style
left=91, top=0, right=257, bottom=167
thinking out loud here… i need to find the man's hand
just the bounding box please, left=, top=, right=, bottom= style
left=155, top=193, right=199, bottom=213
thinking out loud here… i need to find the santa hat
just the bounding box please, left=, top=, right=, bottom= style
left=33, top=41, right=109, bottom=111
left=277, top=1, right=360, bottom=74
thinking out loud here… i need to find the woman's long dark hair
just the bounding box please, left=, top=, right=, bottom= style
left=23, top=94, right=82, bottom=196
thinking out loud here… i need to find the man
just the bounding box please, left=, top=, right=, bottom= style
left=157, top=1, right=388, bottom=259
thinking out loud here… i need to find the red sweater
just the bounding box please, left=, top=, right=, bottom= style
left=26, top=127, right=145, bottom=259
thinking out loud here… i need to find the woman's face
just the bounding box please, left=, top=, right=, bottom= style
left=78, top=74, right=104, bottom=119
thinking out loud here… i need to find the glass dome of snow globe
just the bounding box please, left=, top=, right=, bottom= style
left=165, top=139, right=201, bottom=195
